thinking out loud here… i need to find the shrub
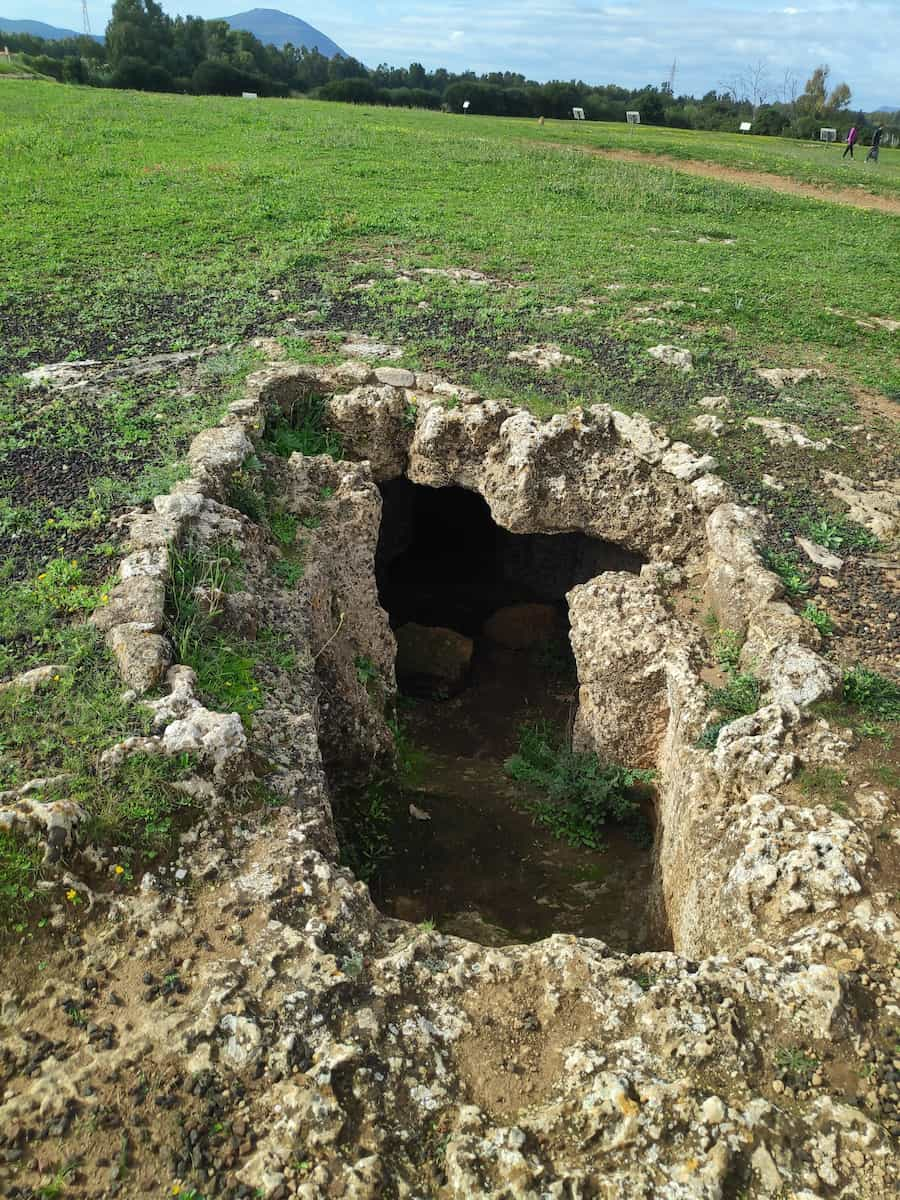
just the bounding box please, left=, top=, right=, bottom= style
left=505, top=722, right=653, bottom=850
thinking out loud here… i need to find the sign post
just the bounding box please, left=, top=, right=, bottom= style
left=739, top=121, right=752, bottom=133
left=820, top=127, right=837, bottom=143
left=572, top=107, right=586, bottom=121
left=626, top=111, right=640, bottom=135
left=462, top=100, right=471, bottom=114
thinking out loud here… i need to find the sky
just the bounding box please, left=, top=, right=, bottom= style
left=8, top=1, right=899, bottom=110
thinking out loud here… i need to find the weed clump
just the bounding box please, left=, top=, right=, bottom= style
left=698, top=620, right=761, bottom=749
left=842, top=666, right=900, bottom=722
left=504, top=721, right=653, bottom=851
left=263, top=396, right=343, bottom=460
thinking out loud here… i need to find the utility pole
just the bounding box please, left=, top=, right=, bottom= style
left=82, top=0, right=91, bottom=35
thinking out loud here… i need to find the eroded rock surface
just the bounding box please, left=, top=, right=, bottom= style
left=2, top=357, right=896, bottom=1200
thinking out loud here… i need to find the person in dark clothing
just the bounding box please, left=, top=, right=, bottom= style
left=866, top=126, right=884, bottom=163
left=842, top=124, right=859, bottom=158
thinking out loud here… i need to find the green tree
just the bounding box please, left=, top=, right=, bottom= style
left=106, top=0, right=172, bottom=67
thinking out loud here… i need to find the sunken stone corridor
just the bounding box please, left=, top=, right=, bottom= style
left=1, top=354, right=897, bottom=1199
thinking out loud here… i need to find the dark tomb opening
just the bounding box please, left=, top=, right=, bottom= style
left=361, top=478, right=665, bottom=951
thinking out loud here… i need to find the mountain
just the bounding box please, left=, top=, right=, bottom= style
left=0, top=17, right=100, bottom=41
left=873, top=105, right=898, bottom=113
left=220, top=8, right=346, bottom=57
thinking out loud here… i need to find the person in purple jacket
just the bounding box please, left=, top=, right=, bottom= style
left=842, top=125, right=859, bottom=158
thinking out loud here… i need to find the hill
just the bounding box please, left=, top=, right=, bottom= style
left=0, top=16, right=100, bottom=41
left=219, top=8, right=346, bottom=56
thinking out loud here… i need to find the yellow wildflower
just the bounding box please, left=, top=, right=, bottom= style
left=101, top=594, right=109, bottom=604
left=113, top=865, right=124, bottom=876
left=53, top=675, right=61, bottom=682
left=71, top=559, right=78, bottom=567
left=66, top=888, right=77, bottom=902
left=38, top=573, right=46, bottom=580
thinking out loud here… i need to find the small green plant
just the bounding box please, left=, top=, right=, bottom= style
left=269, top=511, right=298, bottom=547
left=762, top=548, right=810, bottom=597
left=339, top=951, right=365, bottom=978
left=0, top=830, right=42, bottom=928
left=774, top=1046, right=819, bottom=1083
left=801, top=513, right=879, bottom=553
left=418, top=917, right=436, bottom=932
left=797, top=765, right=847, bottom=803
left=167, top=543, right=264, bottom=724
left=336, top=780, right=393, bottom=882
left=504, top=722, right=653, bottom=850
left=271, top=557, right=305, bottom=587
left=354, top=655, right=379, bottom=687
left=263, top=397, right=343, bottom=460
left=802, top=602, right=834, bottom=637
left=226, top=466, right=268, bottom=522
left=698, top=672, right=762, bottom=749
left=711, top=626, right=743, bottom=673
left=842, top=666, right=900, bottom=722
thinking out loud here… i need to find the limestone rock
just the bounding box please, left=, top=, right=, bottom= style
left=690, top=413, right=724, bottom=438
left=395, top=623, right=473, bottom=695
left=569, top=573, right=705, bottom=768
left=699, top=395, right=730, bottom=410
left=374, top=366, right=415, bottom=388
left=755, top=367, right=819, bottom=389
left=610, top=410, right=670, bottom=464
left=704, top=504, right=781, bottom=634
left=647, top=345, right=693, bottom=372
left=326, top=385, right=411, bottom=480
left=483, top=604, right=560, bottom=649
left=90, top=575, right=165, bottom=634
left=0, top=665, right=67, bottom=695
left=106, top=623, right=170, bottom=694
left=507, top=343, right=579, bottom=371
left=408, top=403, right=703, bottom=562
left=821, top=471, right=900, bottom=540
left=796, top=537, right=844, bottom=573
left=187, top=425, right=254, bottom=492
left=746, top=417, right=831, bottom=452
left=763, top=643, right=840, bottom=708
left=660, top=443, right=716, bottom=481
left=338, top=335, right=403, bottom=361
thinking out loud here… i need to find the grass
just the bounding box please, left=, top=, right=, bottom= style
left=1, top=88, right=898, bottom=402
left=504, top=721, right=654, bottom=851
left=0, top=830, right=42, bottom=927
left=522, top=118, right=900, bottom=199
left=842, top=666, right=900, bottom=721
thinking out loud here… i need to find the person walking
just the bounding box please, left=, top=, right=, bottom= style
left=842, top=124, right=859, bottom=158
left=866, top=125, right=884, bottom=163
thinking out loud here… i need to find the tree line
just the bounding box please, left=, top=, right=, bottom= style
left=4, top=0, right=896, bottom=141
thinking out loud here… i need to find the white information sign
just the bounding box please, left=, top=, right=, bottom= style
left=462, top=100, right=471, bottom=112
left=242, top=92, right=258, bottom=100
left=739, top=121, right=752, bottom=133
left=820, top=127, right=837, bottom=142
left=626, top=111, right=641, bottom=125
left=572, top=107, right=586, bottom=121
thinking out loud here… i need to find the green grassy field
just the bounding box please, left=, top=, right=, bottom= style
left=0, top=82, right=897, bottom=923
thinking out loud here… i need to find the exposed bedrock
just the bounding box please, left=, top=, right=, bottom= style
left=3, top=358, right=896, bottom=1199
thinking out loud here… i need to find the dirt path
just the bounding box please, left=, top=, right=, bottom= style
left=538, top=141, right=900, bottom=215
